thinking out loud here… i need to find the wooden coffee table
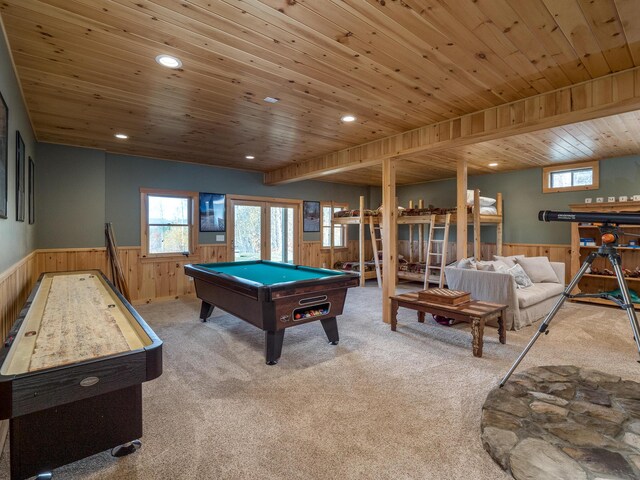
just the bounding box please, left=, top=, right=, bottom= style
left=390, top=290, right=507, bottom=357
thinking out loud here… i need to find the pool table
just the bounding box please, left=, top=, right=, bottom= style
left=184, top=261, right=359, bottom=364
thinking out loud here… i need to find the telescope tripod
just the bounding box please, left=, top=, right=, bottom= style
left=500, top=224, right=640, bottom=387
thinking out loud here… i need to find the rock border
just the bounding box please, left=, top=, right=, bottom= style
left=482, top=365, right=640, bottom=480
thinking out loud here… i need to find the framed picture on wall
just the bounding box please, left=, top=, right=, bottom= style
left=303, top=201, right=320, bottom=232
left=16, top=130, right=25, bottom=222
left=28, top=156, right=35, bottom=224
left=0, top=91, right=7, bottom=219
left=199, top=192, right=226, bottom=232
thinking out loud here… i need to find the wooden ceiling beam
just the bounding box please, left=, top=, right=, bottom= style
left=264, top=67, right=640, bottom=185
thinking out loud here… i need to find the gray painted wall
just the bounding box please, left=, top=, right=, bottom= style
left=35, top=145, right=369, bottom=248
left=0, top=23, right=37, bottom=272
left=35, top=144, right=106, bottom=248
left=397, top=155, right=640, bottom=244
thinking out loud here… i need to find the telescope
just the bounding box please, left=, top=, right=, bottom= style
left=539, top=210, right=640, bottom=225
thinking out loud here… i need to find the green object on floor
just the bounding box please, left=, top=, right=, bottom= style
left=605, top=288, right=640, bottom=304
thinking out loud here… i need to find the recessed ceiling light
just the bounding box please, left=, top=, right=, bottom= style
left=155, top=54, right=182, bottom=69
left=264, top=97, right=279, bottom=103
left=245, top=155, right=255, bottom=160
left=341, top=114, right=356, bottom=122
left=488, top=162, right=498, bottom=167
left=114, top=133, right=128, bottom=139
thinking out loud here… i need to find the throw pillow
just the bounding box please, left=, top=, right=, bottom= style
left=493, top=254, right=525, bottom=268
left=516, top=256, right=559, bottom=283
left=476, top=260, right=508, bottom=271
left=491, top=263, right=509, bottom=274
left=457, top=257, right=477, bottom=270
left=508, top=264, right=533, bottom=289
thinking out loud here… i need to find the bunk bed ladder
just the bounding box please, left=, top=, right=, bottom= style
left=368, top=216, right=383, bottom=287
left=424, top=213, right=451, bottom=289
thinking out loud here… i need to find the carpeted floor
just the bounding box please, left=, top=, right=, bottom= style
left=2, top=282, right=639, bottom=480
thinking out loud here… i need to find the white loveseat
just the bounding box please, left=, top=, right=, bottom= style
left=444, top=261, right=565, bottom=331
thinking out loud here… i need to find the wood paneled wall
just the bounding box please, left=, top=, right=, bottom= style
left=302, top=240, right=373, bottom=269
left=0, top=253, right=38, bottom=341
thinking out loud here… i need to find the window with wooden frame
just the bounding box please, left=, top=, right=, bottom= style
left=542, top=161, right=599, bottom=193
left=321, top=203, right=348, bottom=248
left=141, top=188, right=198, bottom=259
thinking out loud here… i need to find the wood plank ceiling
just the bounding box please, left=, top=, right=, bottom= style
left=1, top=0, right=639, bottom=184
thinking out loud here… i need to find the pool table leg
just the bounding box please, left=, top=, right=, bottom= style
left=199, top=301, right=215, bottom=321
left=320, top=317, right=339, bottom=345
left=265, top=330, right=285, bottom=365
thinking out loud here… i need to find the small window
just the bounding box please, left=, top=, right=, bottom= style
left=141, top=189, right=198, bottom=258
left=321, top=203, right=348, bottom=248
left=542, top=161, right=599, bottom=193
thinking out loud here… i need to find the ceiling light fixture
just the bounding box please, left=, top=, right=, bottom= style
left=488, top=162, right=498, bottom=167
left=114, top=133, right=129, bottom=139
left=341, top=114, right=356, bottom=122
left=263, top=97, right=279, bottom=103
left=245, top=155, right=255, bottom=160
left=155, top=54, right=182, bottom=69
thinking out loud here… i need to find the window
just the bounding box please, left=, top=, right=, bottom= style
left=321, top=203, right=348, bottom=248
left=141, top=188, right=198, bottom=258
left=542, top=161, right=599, bottom=193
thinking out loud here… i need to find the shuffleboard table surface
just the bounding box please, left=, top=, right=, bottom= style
left=2, top=272, right=148, bottom=375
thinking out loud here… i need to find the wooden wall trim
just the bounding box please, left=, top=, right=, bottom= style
left=264, top=67, right=640, bottom=184
left=0, top=250, right=37, bottom=284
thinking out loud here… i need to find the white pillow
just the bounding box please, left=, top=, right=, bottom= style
left=493, top=255, right=525, bottom=268
left=508, top=264, right=533, bottom=289
left=516, top=256, right=559, bottom=283
left=466, top=190, right=496, bottom=207
left=476, top=260, right=508, bottom=271
left=491, top=263, right=509, bottom=274
left=457, top=257, right=477, bottom=270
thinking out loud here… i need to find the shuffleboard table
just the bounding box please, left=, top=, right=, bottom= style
left=0, top=271, right=162, bottom=480
left=184, top=260, right=359, bottom=364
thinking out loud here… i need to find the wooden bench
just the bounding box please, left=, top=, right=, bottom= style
left=390, top=291, right=507, bottom=357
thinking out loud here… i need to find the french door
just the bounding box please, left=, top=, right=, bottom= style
left=228, top=197, right=300, bottom=263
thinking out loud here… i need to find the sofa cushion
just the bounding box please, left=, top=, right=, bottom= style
left=516, top=256, right=559, bottom=283
left=517, top=283, right=565, bottom=308
left=508, top=264, right=533, bottom=289
left=493, top=254, right=525, bottom=268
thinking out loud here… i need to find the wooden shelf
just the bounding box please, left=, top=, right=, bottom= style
left=571, top=296, right=640, bottom=310
left=571, top=202, right=640, bottom=306
left=582, top=273, right=640, bottom=282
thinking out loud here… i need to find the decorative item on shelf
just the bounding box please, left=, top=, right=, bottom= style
left=580, top=237, right=596, bottom=246
left=596, top=197, right=604, bottom=203
left=608, top=196, right=616, bottom=202
left=584, top=198, right=592, bottom=203
left=619, top=196, right=628, bottom=202
left=633, top=195, right=640, bottom=201
left=604, top=288, right=640, bottom=303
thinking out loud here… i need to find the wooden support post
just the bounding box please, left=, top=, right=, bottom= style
left=329, top=200, right=335, bottom=270
left=418, top=199, right=424, bottom=262
left=473, top=189, right=481, bottom=260
left=496, top=192, right=503, bottom=256
left=359, top=196, right=365, bottom=287
left=382, top=158, right=397, bottom=324
left=408, top=200, right=414, bottom=263
left=456, top=159, right=468, bottom=261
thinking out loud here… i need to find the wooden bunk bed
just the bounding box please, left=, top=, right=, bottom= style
left=329, top=189, right=503, bottom=288
left=396, top=189, right=503, bottom=285
left=330, top=196, right=381, bottom=287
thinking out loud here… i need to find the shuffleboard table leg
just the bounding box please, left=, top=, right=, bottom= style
left=265, top=330, right=285, bottom=365
left=199, top=301, right=215, bottom=322
left=320, top=317, right=339, bottom=345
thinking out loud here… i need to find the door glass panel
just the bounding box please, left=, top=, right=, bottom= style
left=270, top=207, right=295, bottom=263
left=234, top=205, right=262, bottom=261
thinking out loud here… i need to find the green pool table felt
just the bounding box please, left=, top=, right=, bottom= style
left=195, top=261, right=343, bottom=286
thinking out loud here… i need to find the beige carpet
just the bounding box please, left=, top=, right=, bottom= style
left=2, top=283, right=639, bottom=480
